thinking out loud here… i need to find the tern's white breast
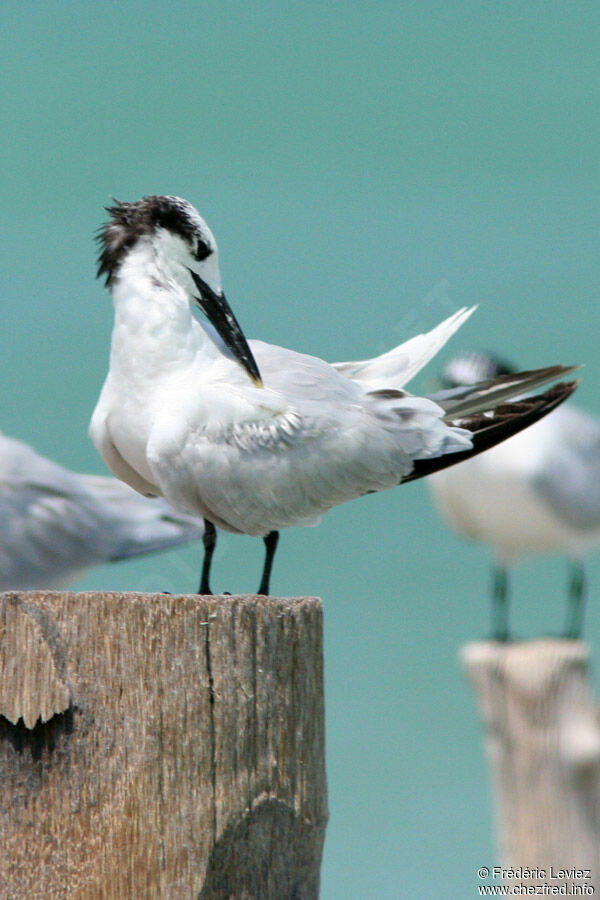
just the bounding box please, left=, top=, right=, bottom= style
left=430, top=417, right=600, bottom=563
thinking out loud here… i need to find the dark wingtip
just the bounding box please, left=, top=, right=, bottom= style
left=402, top=379, right=579, bottom=484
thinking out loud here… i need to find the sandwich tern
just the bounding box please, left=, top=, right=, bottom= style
left=429, top=351, right=597, bottom=640
left=0, top=431, right=205, bottom=590
left=90, top=195, right=577, bottom=595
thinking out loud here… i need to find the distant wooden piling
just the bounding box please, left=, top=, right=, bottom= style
left=463, top=640, right=600, bottom=891
left=0, top=591, right=328, bottom=899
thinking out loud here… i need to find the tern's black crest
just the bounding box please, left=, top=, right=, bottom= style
left=443, top=351, right=515, bottom=388
left=96, top=195, right=212, bottom=286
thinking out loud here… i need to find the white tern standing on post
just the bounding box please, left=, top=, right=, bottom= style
left=429, top=351, right=598, bottom=641
left=90, top=196, right=578, bottom=595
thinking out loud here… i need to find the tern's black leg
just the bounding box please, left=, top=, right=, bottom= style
left=564, top=560, right=586, bottom=640
left=491, top=564, right=509, bottom=642
left=199, top=519, right=216, bottom=595
left=257, top=531, right=279, bottom=596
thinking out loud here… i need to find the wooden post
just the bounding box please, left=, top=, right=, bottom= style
left=462, top=639, right=600, bottom=892
left=0, top=591, right=328, bottom=899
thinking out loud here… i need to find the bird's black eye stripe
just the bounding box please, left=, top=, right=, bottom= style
left=194, top=240, right=212, bottom=262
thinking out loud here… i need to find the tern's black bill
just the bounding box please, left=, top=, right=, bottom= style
left=189, top=270, right=263, bottom=387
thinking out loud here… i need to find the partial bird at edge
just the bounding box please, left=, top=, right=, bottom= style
left=0, top=431, right=205, bottom=590
left=429, top=350, right=596, bottom=641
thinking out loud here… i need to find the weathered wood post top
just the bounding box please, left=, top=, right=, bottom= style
left=0, top=591, right=328, bottom=899
left=462, top=638, right=600, bottom=892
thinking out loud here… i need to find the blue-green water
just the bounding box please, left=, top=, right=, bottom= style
left=2, top=3, right=599, bottom=896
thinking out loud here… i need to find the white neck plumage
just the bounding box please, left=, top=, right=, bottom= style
left=108, top=244, right=222, bottom=384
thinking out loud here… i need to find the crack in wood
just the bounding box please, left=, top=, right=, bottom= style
left=0, top=592, right=327, bottom=896
left=204, top=606, right=218, bottom=847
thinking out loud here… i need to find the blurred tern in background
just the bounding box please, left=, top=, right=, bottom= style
left=90, top=195, right=577, bottom=595
left=429, top=351, right=597, bottom=641
left=0, top=431, right=204, bottom=590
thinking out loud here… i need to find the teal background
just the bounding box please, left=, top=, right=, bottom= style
left=2, top=2, right=599, bottom=896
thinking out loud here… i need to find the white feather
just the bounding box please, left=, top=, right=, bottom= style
left=332, top=306, right=476, bottom=389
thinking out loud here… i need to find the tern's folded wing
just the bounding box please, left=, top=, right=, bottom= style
left=531, top=406, right=600, bottom=532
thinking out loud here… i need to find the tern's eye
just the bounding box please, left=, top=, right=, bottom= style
left=193, top=239, right=212, bottom=262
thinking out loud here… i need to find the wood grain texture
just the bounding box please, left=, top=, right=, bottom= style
left=0, top=591, right=328, bottom=899
left=463, top=639, right=600, bottom=889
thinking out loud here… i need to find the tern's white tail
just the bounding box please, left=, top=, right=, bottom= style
left=333, top=306, right=476, bottom=390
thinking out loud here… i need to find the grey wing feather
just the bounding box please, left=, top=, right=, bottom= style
left=429, top=365, right=579, bottom=418
left=78, top=475, right=205, bottom=560
left=531, top=406, right=600, bottom=531
left=0, top=435, right=204, bottom=590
